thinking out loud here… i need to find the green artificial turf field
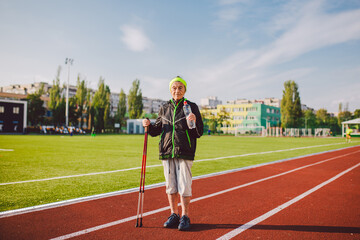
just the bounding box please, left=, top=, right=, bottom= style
left=0, top=135, right=358, bottom=211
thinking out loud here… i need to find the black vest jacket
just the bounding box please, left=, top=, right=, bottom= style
left=148, top=98, right=203, bottom=160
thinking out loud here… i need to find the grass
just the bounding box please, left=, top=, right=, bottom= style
left=0, top=134, right=358, bottom=211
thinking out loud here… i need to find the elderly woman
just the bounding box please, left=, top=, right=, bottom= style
left=142, top=76, right=203, bottom=231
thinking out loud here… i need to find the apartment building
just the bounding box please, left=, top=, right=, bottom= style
left=201, top=102, right=281, bottom=134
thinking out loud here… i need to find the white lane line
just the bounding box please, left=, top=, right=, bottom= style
left=49, top=150, right=359, bottom=240
left=0, top=142, right=352, bottom=186
left=216, top=162, right=360, bottom=240
left=0, top=149, right=14, bottom=151
left=0, top=165, right=163, bottom=186
left=195, top=142, right=353, bottom=163
left=1, top=146, right=358, bottom=218
left=50, top=206, right=171, bottom=240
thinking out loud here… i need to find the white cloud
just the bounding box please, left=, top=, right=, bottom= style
left=313, top=67, right=360, bottom=112
left=214, top=0, right=249, bottom=25
left=218, top=0, right=249, bottom=6
left=203, top=0, right=360, bottom=80
left=120, top=25, right=152, bottom=52
left=217, top=8, right=241, bottom=22
left=251, top=1, right=360, bottom=68
left=189, top=0, right=360, bottom=108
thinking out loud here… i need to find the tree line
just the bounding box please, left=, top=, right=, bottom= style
left=26, top=66, right=144, bottom=132
left=281, top=80, right=359, bottom=134
left=26, top=76, right=359, bottom=135
left=201, top=80, right=359, bottom=135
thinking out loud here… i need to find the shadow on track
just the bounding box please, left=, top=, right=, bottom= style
left=189, top=224, right=360, bottom=234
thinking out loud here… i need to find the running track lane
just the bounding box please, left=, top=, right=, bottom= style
left=0, top=146, right=359, bottom=239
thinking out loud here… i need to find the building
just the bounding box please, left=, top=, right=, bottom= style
left=201, top=102, right=281, bottom=134
left=126, top=119, right=156, bottom=134
left=0, top=99, right=27, bottom=133
left=227, top=98, right=281, bottom=108
left=1, top=82, right=166, bottom=127
left=200, top=96, right=222, bottom=109
left=142, top=97, right=167, bottom=114
left=1, top=82, right=51, bottom=95
left=109, top=92, right=120, bottom=117
left=301, top=104, right=315, bottom=112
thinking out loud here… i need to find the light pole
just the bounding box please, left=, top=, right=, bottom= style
left=65, top=58, right=74, bottom=127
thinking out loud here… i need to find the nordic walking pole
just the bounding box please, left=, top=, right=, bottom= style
left=136, top=126, right=148, bottom=227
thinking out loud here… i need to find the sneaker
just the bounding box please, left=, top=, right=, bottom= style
left=178, top=215, right=191, bottom=231
left=164, top=213, right=180, bottom=228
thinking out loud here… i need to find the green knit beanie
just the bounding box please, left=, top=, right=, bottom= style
left=169, top=76, right=187, bottom=91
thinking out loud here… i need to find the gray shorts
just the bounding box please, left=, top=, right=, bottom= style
left=162, top=159, right=193, bottom=197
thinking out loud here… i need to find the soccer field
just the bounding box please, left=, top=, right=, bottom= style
left=0, top=135, right=358, bottom=211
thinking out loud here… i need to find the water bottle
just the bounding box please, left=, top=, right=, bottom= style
left=183, top=101, right=195, bottom=129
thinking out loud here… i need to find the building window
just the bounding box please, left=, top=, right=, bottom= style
left=246, top=107, right=257, bottom=112
left=0, top=106, right=4, bottom=113
left=233, top=115, right=245, bottom=120
left=13, top=107, right=20, bottom=114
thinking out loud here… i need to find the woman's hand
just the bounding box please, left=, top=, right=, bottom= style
left=187, top=113, right=196, bottom=123
left=142, top=119, right=150, bottom=127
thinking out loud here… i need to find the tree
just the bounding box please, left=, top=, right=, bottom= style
left=115, top=88, right=127, bottom=130
left=27, top=84, right=45, bottom=126
left=281, top=80, right=302, bottom=128
left=75, top=75, right=87, bottom=128
left=328, top=116, right=340, bottom=135
left=338, top=102, right=352, bottom=126
left=302, top=109, right=316, bottom=129
left=87, top=88, right=93, bottom=130
left=217, top=107, right=231, bottom=132
left=128, top=79, right=143, bottom=119
left=354, top=109, right=360, bottom=118
left=316, top=108, right=329, bottom=127
left=49, top=66, right=65, bottom=126
left=91, top=77, right=110, bottom=132
left=201, top=107, right=230, bottom=134
left=68, top=96, right=78, bottom=126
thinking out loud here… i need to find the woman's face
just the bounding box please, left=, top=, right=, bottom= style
left=170, top=81, right=186, bottom=101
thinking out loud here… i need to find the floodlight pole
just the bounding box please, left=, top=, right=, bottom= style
left=65, top=58, right=74, bottom=127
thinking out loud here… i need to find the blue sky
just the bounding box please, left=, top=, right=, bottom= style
left=0, top=0, right=359, bottom=113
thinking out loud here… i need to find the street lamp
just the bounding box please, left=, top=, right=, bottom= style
left=65, top=58, right=74, bottom=127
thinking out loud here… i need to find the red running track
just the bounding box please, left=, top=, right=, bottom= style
left=0, top=146, right=359, bottom=240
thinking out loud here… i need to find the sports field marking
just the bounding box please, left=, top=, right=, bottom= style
left=0, top=149, right=14, bottom=151
left=48, top=149, right=359, bottom=240
left=216, top=162, right=360, bottom=240
left=2, top=146, right=356, bottom=218
left=0, top=141, right=353, bottom=186
left=195, top=142, right=353, bottom=163
left=0, top=165, right=161, bottom=186
left=0, top=146, right=358, bottom=219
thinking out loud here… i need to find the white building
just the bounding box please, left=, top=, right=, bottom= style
left=127, top=119, right=156, bottom=134
left=1, top=82, right=166, bottom=117
left=142, top=97, right=167, bottom=114
left=200, top=96, right=222, bottom=109
left=1, top=82, right=52, bottom=95
left=109, top=92, right=120, bottom=117
left=227, top=98, right=281, bottom=108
